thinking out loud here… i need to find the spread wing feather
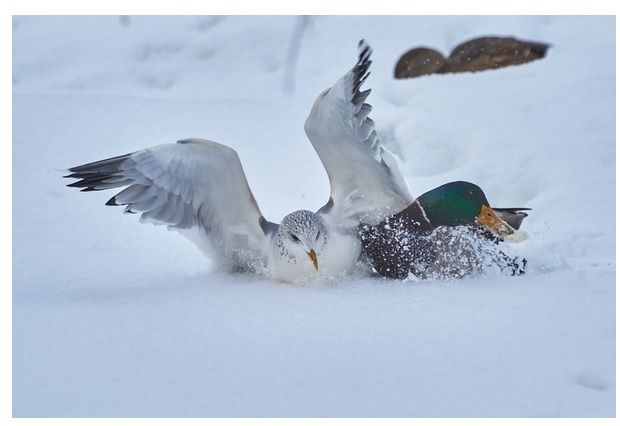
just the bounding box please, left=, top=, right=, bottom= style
left=65, top=138, right=271, bottom=264
left=304, top=40, right=412, bottom=227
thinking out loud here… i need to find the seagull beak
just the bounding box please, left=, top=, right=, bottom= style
left=307, top=249, right=319, bottom=271
left=477, top=205, right=515, bottom=238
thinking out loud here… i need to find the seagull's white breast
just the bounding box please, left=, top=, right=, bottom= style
left=267, top=227, right=360, bottom=283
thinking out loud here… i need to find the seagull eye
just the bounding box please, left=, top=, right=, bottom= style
left=290, top=234, right=300, bottom=242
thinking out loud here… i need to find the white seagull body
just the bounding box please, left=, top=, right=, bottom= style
left=65, top=41, right=412, bottom=283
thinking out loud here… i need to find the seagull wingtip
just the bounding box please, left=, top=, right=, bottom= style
left=357, top=39, right=373, bottom=64
left=106, top=196, right=119, bottom=206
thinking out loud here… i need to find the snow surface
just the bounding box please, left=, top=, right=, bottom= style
left=12, top=16, right=615, bottom=417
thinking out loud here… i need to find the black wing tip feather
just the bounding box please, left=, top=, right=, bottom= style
left=106, top=196, right=119, bottom=206
left=357, top=39, right=372, bottom=63
left=63, top=153, right=133, bottom=194
left=356, top=41, right=372, bottom=71
left=65, top=152, right=133, bottom=173
left=351, top=40, right=373, bottom=104
left=64, top=173, right=124, bottom=191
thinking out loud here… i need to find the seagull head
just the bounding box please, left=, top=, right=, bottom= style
left=276, top=210, right=327, bottom=271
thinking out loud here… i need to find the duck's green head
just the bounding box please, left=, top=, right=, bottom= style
left=417, top=181, right=514, bottom=237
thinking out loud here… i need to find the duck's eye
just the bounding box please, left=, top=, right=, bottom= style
left=290, top=234, right=300, bottom=242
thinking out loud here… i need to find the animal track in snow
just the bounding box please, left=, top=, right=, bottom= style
left=137, top=73, right=176, bottom=90
left=573, top=372, right=609, bottom=391
left=136, top=42, right=185, bottom=62
left=195, top=16, right=225, bottom=32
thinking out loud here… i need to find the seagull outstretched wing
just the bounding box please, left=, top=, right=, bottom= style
left=65, top=138, right=273, bottom=266
left=304, top=40, right=413, bottom=227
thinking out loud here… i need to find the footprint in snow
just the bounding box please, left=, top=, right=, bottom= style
left=573, top=372, right=609, bottom=391
left=195, top=16, right=224, bottom=32
left=138, top=73, right=176, bottom=90
left=136, top=42, right=185, bottom=62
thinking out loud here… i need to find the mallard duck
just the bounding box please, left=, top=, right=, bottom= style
left=359, top=181, right=530, bottom=279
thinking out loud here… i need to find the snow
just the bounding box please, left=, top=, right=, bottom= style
left=12, top=16, right=615, bottom=417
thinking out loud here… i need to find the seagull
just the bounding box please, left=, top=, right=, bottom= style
left=64, top=41, right=412, bottom=283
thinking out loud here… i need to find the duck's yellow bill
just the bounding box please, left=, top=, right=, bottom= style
left=307, top=249, right=319, bottom=271
left=477, top=205, right=515, bottom=238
